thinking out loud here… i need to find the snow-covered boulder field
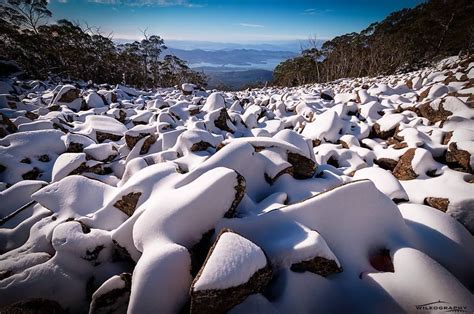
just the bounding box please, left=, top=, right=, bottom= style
left=1, top=55, right=474, bottom=313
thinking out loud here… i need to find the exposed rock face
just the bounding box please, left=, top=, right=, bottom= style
left=48, top=104, right=60, bottom=111
left=1, top=113, right=18, bottom=133
left=374, top=158, right=399, bottom=171
left=189, top=107, right=200, bottom=115
left=264, top=167, right=293, bottom=185
left=446, top=143, right=473, bottom=173
left=291, top=256, right=342, bottom=277
left=386, top=136, right=408, bottom=149
left=20, top=158, right=31, bottom=164
left=57, top=87, right=80, bottom=103
left=0, top=298, right=66, bottom=314
left=370, top=122, right=396, bottom=140
left=22, top=167, right=41, bottom=180
left=38, top=155, right=50, bottom=162
left=320, top=92, right=334, bottom=101
left=113, top=192, right=142, bottom=216
left=418, top=102, right=452, bottom=124
left=189, top=230, right=215, bottom=277
left=190, top=230, right=272, bottom=314
left=312, top=139, right=321, bottom=147
left=442, top=131, right=453, bottom=145
left=25, top=111, right=39, bottom=120
left=369, top=249, right=394, bottom=273
left=96, top=132, right=122, bottom=143
left=66, top=142, right=84, bottom=153
left=140, top=135, right=157, bottom=155
left=418, top=86, right=431, bottom=101
left=424, top=197, right=450, bottom=212
left=287, top=152, right=317, bottom=179
left=1, top=55, right=474, bottom=313
left=125, top=133, right=147, bottom=149
left=190, top=266, right=272, bottom=314
left=190, top=141, right=214, bottom=152
left=214, top=108, right=234, bottom=133
left=69, top=162, right=112, bottom=177
left=89, top=273, right=132, bottom=314
left=117, top=110, right=126, bottom=123
left=225, top=174, right=246, bottom=218
left=393, top=148, right=418, bottom=180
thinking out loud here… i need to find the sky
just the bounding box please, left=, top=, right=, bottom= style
left=47, top=0, right=426, bottom=44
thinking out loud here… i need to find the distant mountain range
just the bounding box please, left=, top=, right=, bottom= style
left=114, top=39, right=324, bottom=89
left=163, top=48, right=294, bottom=89
left=114, top=39, right=313, bottom=52
left=113, top=39, right=326, bottom=90
left=167, top=48, right=296, bottom=69
left=164, top=39, right=315, bottom=52
left=164, top=47, right=298, bottom=89
left=193, top=66, right=273, bottom=90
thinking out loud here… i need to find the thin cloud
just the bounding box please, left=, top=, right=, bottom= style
left=89, top=0, right=119, bottom=4
left=239, top=23, right=264, bottom=28
left=186, top=3, right=204, bottom=7
left=87, top=0, right=204, bottom=7
left=303, top=8, right=333, bottom=15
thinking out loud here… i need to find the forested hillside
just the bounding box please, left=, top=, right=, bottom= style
left=0, top=0, right=206, bottom=88
left=273, top=0, right=474, bottom=86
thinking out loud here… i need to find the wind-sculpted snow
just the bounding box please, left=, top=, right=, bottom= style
left=0, top=55, right=473, bottom=313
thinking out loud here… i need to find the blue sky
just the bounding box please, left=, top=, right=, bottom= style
left=47, top=0, right=426, bottom=43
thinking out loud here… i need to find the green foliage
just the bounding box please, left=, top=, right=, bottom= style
left=272, top=0, right=474, bottom=87
left=0, top=0, right=206, bottom=88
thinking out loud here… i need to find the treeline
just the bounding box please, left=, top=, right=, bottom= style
left=273, top=0, right=474, bottom=87
left=0, top=0, right=206, bottom=88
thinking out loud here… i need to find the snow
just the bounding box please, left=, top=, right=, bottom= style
left=51, top=153, right=86, bottom=182
left=132, top=166, right=240, bottom=250
left=367, top=248, right=474, bottom=313
left=399, top=203, right=474, bottom=287
left=202, top=92, right=225, bottom=112
left=436, top=96, right=474, bottom=119
left=51, top=85, right=83, bottom=111
left=0, top=130, right=66, bottom=184
left=61, top=133, right=95, bottom=150
left=84, top=143, right=118, bottom=161
left=90, top=274, right=131, bottom=313
left=193, top=231, right=267, bottom=291
left=0, top=180, right=47, bottom=217
left=85, top=92, right=106, bottom=108
left=17, top=120, right=54, bottom=132
left=376, top=113, right=404, bottom=132
left=457, top=141, right=474, bottom=168
left=399, top=168, right=474, bottom=232
left=426, top=83, right=449, bottom=99
left=353, top=167, right=408, bottom=200
left=410, top=148, right=441, bottom=177
left=32, top=175, right=115, bottom=218
left=0, top=55, right=473, bottom=313
left=72, top=115, right=127, bottom=142
left=182, top=83, right=196, bottom=93
left=301, top=109, right=343, bottom=142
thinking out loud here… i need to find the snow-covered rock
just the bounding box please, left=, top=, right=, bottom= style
left=190, top=230, right=272, bottom=313
left=0, top=55, right=473, bottom=313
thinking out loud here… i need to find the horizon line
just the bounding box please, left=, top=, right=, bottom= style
left=112, top=37, right=331, bottom=43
